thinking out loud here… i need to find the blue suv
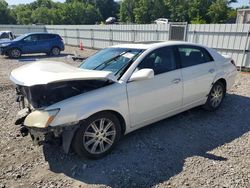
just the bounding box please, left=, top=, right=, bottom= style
left=0, top=32, right=65, bottom=58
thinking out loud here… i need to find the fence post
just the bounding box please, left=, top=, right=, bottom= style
left=76, top=28, right=80, bottom=47
left=64, top=28, right=67, bottom=45
left=44, top=25, right=47, bottom=32
left=91, top=29, right=94, bottom=49
left=240, top=30, right=250, bottom=72
left=155, top=29, right=159, bottom=41
left=28, top=26, right=31, bottom=33
left=192, top=30, right=197, bottom=43
left=131, top=29, right=136, bottom=43
left=184, top=23, right=188, bottom=41
left=110, top=28, right=113, bottom=46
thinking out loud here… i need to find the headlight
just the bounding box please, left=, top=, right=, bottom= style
left=0, top=43, right=11, bottom=47
left=24, top=109, right=60, bottom=128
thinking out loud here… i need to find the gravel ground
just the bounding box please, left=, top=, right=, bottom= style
left=0, top=46, right=249, bottom=188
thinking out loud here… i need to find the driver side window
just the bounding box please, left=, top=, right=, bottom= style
left=138, top=47, right=176, bottom=75
left=23, top=35, right=38, bottom=42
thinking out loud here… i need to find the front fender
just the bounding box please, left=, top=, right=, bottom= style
left=46, top=83, right=130, bottom=129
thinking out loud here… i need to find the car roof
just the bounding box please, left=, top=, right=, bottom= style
left=25, top=32, right=57, bottom=35
left=111, top=41, right=206, bottom=50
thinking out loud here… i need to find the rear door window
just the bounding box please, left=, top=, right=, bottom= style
left=177, top=45, right=214, bottom=68
left=38, top=34, right=55, bottom=41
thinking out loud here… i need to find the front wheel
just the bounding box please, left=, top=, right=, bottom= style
left=72, top=112, right=121, bottom=159
left=203, top=81, right=225, bottom=111
left=8, top=48, right=21, bottom=59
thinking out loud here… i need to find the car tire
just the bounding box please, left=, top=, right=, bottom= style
left=50, top=47, right=61, bottom=56
left=8, top=48, right=22, bottom=59
left=203, top=81, right=226, bottom=111
left=72, top=112, right=121, bottom=159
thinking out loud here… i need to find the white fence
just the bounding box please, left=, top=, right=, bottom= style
left=0, top=25, right=46, bottom=35
left=187, top=24, right=250, bottom=69
left=0, top=24, right=249, bottom=68
left=46, top=24, right=170, bottom=49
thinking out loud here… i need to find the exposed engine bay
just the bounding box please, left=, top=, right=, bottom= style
left=16, top=79, right=113, bottom=109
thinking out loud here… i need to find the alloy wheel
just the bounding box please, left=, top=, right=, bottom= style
left=52, top=47, right=60, bottom=56
left=11, top=49, right=21, bottom=58
left=83, top=118, right=116, bottom=154
left=210, top=84, right=224, bottom=108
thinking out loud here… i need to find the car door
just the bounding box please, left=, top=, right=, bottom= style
left=21, top=34, right=39, bottom=54
left=37, top=34, right=53, bottom=53
left=126, top=46, right=183, bottom=128
left=177, top=45, right=216, bottom=107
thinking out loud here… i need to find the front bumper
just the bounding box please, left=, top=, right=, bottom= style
left=23, top=123, right=79, bottom=153
left=0, top=47, right=8, bottom=55
left=15, top=107, right=80, bottom=153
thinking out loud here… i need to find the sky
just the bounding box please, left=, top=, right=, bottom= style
left=5, top=0, right=250, bottom=8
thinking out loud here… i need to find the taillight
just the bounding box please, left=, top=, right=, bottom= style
left=230, top=59, right=236, bottom=67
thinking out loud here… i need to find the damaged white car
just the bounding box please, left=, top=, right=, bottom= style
left=10, top=41, right=237, bottom=159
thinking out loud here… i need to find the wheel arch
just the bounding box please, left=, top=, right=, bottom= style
left=51, top=45, right=61, bottom=51
left=8, top=47, right=22, bottom=53
left=7, top=47, right=22, bottom=58
left=87, top=110, right=127, bottom=136
left=214, top=78, right=227, bottom=91
left=62, top=109, right=127, bottom=154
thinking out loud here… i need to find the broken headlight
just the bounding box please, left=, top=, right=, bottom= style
left=24, top=109, right=60, bottom=128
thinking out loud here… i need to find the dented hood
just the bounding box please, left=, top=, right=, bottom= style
left=10, top=61, right=117, bottom=86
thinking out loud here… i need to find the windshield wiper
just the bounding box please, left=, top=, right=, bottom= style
left=93, top=50, right=131, bottom=70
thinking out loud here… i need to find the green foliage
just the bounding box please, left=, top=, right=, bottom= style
left=119, top=0, right=137, bottom=23
left=207, top=0, right=230, bottom=23
left=0, top=0, right=240, bottom=25
left=134, top=0, right=153, bottom=23
left=0, top=0, right=16, bottom=24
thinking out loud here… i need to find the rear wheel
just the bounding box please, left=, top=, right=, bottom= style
left=50, top=47, right=60, bottom=56
left=72, top=112, right=121, bottom=159
left=203, top=81, right=225, bottom=111
left=8, top=48, right=21, bottom=58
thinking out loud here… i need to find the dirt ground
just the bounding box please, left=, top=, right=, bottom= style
left=0, top=46, right=249, bottom=188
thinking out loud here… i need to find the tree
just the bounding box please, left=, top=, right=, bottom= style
left=0, top=0, right=239, bottom=25
left=163, top=0, right=190, bottom=22
left=31, top=7, right=55, bottom=24
left=207, top=0, right=231, bottom=23
left=151, top=0, right=169, bottom=21
left=119, top=0, right=137, bottom=23
left=188, top=0, right=208, bottom=23
left=56, top=2, right=101, bottom=24
left=0, top=0, right=16, bottom=24
left=93, top=0, right=119, bottom=20
left=134, top=0, right=153, bottom=23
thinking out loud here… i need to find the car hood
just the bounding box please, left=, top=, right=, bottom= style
left=0, top=39, right=12, bottom=44
left=10, top=61, right=117, bottom=86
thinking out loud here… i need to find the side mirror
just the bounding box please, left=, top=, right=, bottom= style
left=129, top=68, right=154, bottom=82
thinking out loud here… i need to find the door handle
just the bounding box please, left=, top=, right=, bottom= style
left=209, top=69, right=215, bottom=73
left=172, top=78, right=181, bottom=84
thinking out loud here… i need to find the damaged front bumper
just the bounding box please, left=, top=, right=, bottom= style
left=16, top=108, right=80, bottom=153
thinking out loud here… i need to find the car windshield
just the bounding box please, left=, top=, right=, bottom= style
left=80, top=48, right=143, bottom=78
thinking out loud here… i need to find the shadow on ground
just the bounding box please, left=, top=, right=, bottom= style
left=43, top=94, right=250, bottom=188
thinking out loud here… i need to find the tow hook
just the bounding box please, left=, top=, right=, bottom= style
left=20, top=126, right=29, bottom=137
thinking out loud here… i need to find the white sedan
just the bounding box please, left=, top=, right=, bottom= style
left=10, top=41, right=237, bottom=159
